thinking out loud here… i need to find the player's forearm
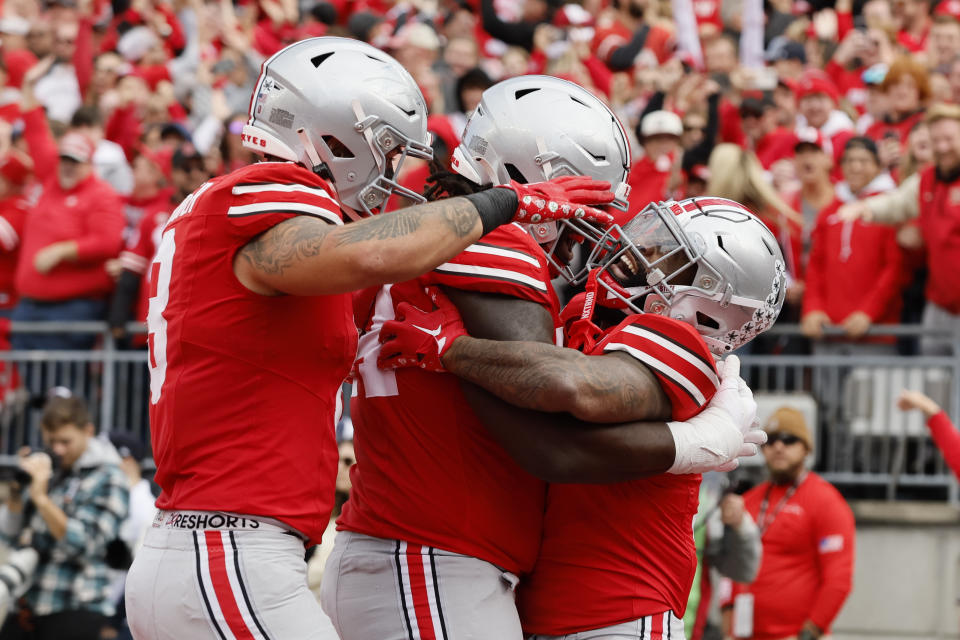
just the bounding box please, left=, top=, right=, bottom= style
left=326, top=198, right=484, bottom=287
left=461, top=384, right=676, bottom=483
left=444, top=338, right=669, bottom=423
left=443, top=337, right=588, bottom=418
left=237, top=198, right=485, bottom=296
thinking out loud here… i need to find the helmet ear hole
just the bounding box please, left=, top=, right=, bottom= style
left=323, top=136, right=355, bottom=158
left=504, top=163, right=528, bottom=183
left=696, top=311, right=720, bottom=330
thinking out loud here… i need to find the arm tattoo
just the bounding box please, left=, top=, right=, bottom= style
left=332, top=208, right=426, bottom=246
left=439, top=199, right=480, bottom=238
left=238, top=215, right=331, bottom=276
left=331, top=198, right=478, bottom=247
left=446, top=341, right=672, bottom=423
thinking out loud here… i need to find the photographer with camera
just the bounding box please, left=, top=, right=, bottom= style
left=0, top=395, right=128, bottom=640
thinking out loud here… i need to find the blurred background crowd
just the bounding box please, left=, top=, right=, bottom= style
left=0, top=0, right=953, bottom=360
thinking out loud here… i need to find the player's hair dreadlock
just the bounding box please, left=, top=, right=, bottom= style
left=423, top=156, right=490, bottom=201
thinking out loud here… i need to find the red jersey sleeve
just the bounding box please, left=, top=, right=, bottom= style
left=423, top=223, right=556, bottom=308
left=221, top=163, right=344, bottom=235
left=597, top=313, right=719, bottom=420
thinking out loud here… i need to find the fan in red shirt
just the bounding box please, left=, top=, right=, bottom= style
left=0, top=149, right=33, bottom=314
left=725, top=407, right=855, bottom=640
left=801, top=137, right=904, bottom=347
left=122, top=38, right=613, bottom=640
left=13, top=64, right=125, bottom=351
left=864, top=56, right=930, bottom=165
left=627, top=110, right=682, bottom=212
left=894, top=0, right=932, bottom=53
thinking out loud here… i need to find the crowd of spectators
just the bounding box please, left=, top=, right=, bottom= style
left=0, top=0, right=952, bottom=355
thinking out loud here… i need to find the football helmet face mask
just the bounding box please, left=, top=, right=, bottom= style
left=243, top=37, right=432, bottom=218
left=585, top=197, right=787, bottom=354
left=450, top=75, right=631, bottom=282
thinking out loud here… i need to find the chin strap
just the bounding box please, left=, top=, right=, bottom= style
left=563, top=270, right=604, bottom=352
left=297, top=128, right=331, bottom=178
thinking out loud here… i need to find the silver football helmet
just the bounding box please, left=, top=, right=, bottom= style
left=585, top=197, right=787, bottom=354
left=243, top=37, right=432, bottom=218
left=450, top=75, right=631, bottom=281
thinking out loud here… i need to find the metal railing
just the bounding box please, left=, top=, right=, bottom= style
left=0, top=321, right=149, bottom=453
left=739, top=324, right=960, bottom=503
left=0, top=321, right=958, bottom=501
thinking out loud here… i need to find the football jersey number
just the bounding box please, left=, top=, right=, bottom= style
left=146, top=182, right=212, bottom=404
left=147, top=229, right=174, bottom=404
left=355, top=285, right=399, bottom=398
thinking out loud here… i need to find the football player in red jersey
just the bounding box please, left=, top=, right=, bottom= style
left=322, top=77, right=763, bottom=640
left=385, top=197, right=785, bottom=640
left=123, top=40, right=616, bottom=640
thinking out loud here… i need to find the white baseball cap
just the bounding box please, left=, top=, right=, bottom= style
left=641, top=110, right=683, bottom=138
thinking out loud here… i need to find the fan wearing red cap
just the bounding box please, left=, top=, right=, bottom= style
left=795, top=71, right=855, bottom=177
left=13, top=62, right=125, bottom=350
left=627, top=110, right=682, bottom=212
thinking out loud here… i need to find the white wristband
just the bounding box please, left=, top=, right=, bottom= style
left=667, top=405, right=744, bottom=475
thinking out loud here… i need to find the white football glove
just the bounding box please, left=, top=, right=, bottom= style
left=667, top=355, right=763, bottom=474
left=712, top=355, right=758, bottom=434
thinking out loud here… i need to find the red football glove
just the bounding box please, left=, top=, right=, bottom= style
left=377, top=288, right=467, bottom=373
left=500, top=176, right=616, bottom=225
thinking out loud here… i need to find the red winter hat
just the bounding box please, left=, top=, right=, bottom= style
left=0, top=150, right=32, bottom=186
left=795, top=71, right=839, bottom=103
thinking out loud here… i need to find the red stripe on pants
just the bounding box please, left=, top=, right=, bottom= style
left=405, top=543, right=437, bottom=640
left=651, top=612, right=664, bottom=640
left=204, top=530, right=256, bottom=640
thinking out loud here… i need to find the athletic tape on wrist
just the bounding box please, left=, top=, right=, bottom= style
left=463, top=187, right=518, bottom=235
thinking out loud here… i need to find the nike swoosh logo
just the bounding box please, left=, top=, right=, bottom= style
left=411, top=324, right=442, bottom=338
left=412, top=324, right=445, bottom=354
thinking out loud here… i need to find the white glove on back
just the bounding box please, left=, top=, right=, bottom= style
left=667, top=356, right=765, bottom=474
